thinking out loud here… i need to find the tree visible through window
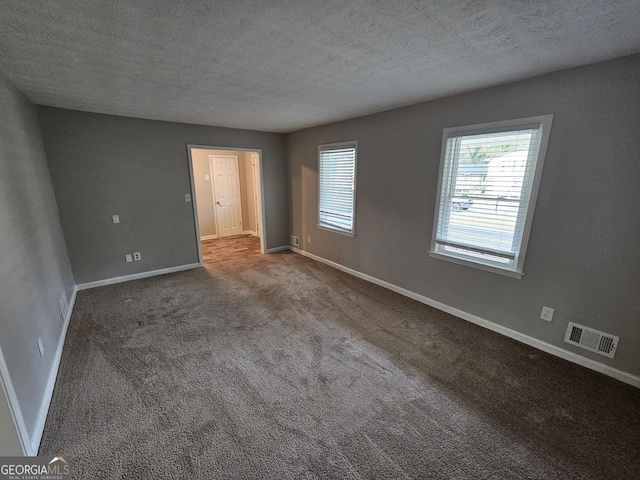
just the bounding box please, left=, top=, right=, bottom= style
left=430, top=115, right=553, bottom=277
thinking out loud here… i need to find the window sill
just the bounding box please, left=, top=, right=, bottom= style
left=318, top=224, right=355, bottom=237
left=428, top=251, right=523, bottom=279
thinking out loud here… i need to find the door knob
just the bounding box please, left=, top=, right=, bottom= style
left=216, top=201, right=221, bottom=206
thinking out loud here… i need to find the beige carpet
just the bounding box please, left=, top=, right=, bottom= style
left=40, top=251, right=640, bottom=479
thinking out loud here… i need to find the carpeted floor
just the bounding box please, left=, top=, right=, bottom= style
left=40, top=251, right=640, bottom=479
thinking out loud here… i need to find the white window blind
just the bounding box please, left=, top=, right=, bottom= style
left=318, top=142, right=357, bottom=235
left=431, top=115, right=553, bottom=277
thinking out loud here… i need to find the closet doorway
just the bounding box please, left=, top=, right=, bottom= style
left=187, top=145, right=265, bottom=264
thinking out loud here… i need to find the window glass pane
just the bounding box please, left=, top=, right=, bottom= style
left=319, top=145, right=356, bottom=233
left=434, top=123, right=545, bottom=270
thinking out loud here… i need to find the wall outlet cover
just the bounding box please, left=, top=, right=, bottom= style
left=290, top=235, right=300, bottom=246
left=133, top=252, right=141, bottom=261
left=540, top=306, right=554, bottom=322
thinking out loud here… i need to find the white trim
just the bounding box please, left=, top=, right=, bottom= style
left=288, top=247, right=640, bottom=389
left=187, top=145, right=267, bottom=257
left=428, top=251, right=524, bottom=279
left=255, top=152, right=267, bottom=253
left=317, top=224, right=356, bottom=238
left=186, top=147, right=204, bottom=266
left=0, top=345, right=31, bottom=455
left=200, top=235, right=218, bottom=241
left=265, top=245, right=290, bottom=253
left=242, top=230, right=257, bottom=236
left=76, top=264, right=200, bottom=291
left=30, top=287, right=77, bottom=455
left=430, top=114, right=554, bottom=277
left=251, top=153, right=263, bottom=239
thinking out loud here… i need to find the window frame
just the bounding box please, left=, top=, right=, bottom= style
left=317, top=141, right=358, bottom=237
left=429, top=115, right=554, bottom=278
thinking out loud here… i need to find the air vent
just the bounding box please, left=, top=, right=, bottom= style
left=564, top=322, right=618, bottom=358
left=290, top=235, right=300, bottom=247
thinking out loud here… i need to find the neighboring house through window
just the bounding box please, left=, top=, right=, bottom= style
left=430, top=115, right=553, bottom=278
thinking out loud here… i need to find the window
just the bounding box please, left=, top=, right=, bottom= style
left=430, top=115, right=553, bottom=278
left=318, top=142, right=358, bottom=236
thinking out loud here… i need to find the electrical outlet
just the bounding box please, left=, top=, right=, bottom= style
left=112, top=215, right=120, bottom=224
left=307, top=236, right=311, bottom=244
left=133, top=252, right=141, bottom=261
left=125, top=254, right=133, bottom=263
left=540, top=306, right=554, bottom=322
left=290, top=235, right=299, bottom=247
left=37, top=338, right=44, bottom=357
left=184, top=194, right=191, bottom=202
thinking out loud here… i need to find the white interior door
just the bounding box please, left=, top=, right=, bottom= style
left=210, top=155, right=243, bottom=237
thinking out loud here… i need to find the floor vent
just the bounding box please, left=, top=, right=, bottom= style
left=564, top=322, right=618, bottom=358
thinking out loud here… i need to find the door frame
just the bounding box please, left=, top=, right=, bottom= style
left=250, top=152, right=263, bottom=239
left=187, top=144, right=267, bottom=264
left=208, top=154, right=243, bottom=239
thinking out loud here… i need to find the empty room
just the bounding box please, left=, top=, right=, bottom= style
left=1, top=1, right=639, bottom=479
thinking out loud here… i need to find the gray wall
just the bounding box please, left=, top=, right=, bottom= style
left=38, top=109, right=287, bottom=284
left=287, top=55, right=640, bottom=376
left=0, top=75, right=74, bottom=440
left=0, top=389, right=22, bottom=455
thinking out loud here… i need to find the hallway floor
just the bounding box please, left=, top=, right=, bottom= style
left=201, top=234, right=261, bottom=264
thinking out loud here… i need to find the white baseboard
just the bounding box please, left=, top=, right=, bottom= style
left=29, top=286, right=78, bottom=455
left=265, top=245, right=290, bottom=253
left=76, top=263, right=201, bottom=290
left=200, top=235, right=218, bottom=241
left=242, top=230, right=257, bottom=236
left=289, top=247, right=640, bottom=389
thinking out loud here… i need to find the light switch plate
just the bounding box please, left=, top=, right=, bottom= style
left=125, top=254, right=133, bottom=263
left=184, top=194, right=191, bottom=202
left=37, top=338, right=44, bottom=357
left=112, top=215, right=120, bottom=224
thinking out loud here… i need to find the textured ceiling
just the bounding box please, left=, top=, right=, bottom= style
left=1, top=1, right=639, bottom=132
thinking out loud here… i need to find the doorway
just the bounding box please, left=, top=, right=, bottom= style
left=187, top=145, right=266, bottom=265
